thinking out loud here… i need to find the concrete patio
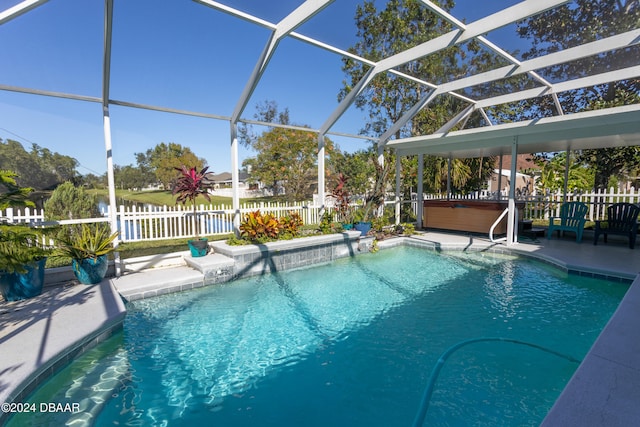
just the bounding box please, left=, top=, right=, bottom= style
left=0, top=230, right=639, bottom=426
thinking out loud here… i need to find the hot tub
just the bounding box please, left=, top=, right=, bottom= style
left=423, top=200, right=523, bottom=234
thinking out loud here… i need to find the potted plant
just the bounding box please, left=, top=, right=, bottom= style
left=354, top=157, right=390, bottom=235
left=0, top=170, right=51, bottom=300
left=330, top=173, right=354, bottom=230
left=173, top=165, right=216, bottom=257
left=55, top=223, right=118, bottom=285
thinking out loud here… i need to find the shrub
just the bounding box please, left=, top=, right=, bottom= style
left=239, top=210, right=280, bottom=242
left=318, top=211, right=338, bottom=234
left=401, top=223, right=415, bottom=235
left=44, top=182, right=102, bottom=243
left=45, top=181, right=102, bottom=220
left=55, top=223, right=118, bottom=261
left=279, top=211, right=303, bottom=237
left=372, top=216, right=388, bottom=232
left=330, top=173, right=353, bottom=224
left=172, top=165, right=215, bottom=237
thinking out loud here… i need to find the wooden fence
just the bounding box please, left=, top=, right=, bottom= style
left=2, top=188, right=639, bottom=243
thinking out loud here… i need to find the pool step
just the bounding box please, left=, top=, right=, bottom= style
left=111, top=253, right=236, bottom=301
left=111, top=266, right=206, bottom=301
left=184, top=253, right=236, bottom=285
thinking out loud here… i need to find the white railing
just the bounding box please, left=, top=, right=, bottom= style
left=3, top=187, right=639, bottom=243
left=489, top=207, right=510, bottom=243
left=113, top=201, right=322, bottom=242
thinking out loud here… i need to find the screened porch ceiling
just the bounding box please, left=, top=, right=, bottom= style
left=1, top=0, right=639, bottom=162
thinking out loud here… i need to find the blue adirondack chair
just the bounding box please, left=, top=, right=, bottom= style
left=593, top=202, right=640, bottom=249
left=547, top=201, right=588, bottom=242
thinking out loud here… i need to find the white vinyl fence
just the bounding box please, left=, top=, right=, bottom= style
left=2, top=188, right=638, bottom=243
left=1, top=201, right=322, bottom=243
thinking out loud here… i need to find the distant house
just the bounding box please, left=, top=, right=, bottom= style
left=210, top=171, right=264, bottom=198
left=210, top=171, right=251, bottom=189
left=488, top=155, right=540, bottom=196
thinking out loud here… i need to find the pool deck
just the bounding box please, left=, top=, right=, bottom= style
left=1, top=230, right=640, bottom=425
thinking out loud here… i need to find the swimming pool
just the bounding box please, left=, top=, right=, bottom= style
left=9, top=246, right=628, bottom=426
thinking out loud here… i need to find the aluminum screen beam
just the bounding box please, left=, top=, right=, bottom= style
left=0, top=84, right=101, bottom=103
left=194, top=0, right=439, bottom=94
left=375, top=0, right=569, bottom=74
left=193, top=0, right=274, bottom=29
left=231, top=0, right=334, bottom=124
left=475, top=65, right=640, bottom=110
left=433, top=29, right=640, bottom=98
left=379, top=28, right=640, bottom=145
left=420, top=0, right=555, bottom=90
left=322, top=0, right=569, bottom=141
left=0, top=0, right=48, bottom=25
left=102, top=0, right=113, bottom=112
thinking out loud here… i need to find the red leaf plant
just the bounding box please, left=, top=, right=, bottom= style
left=173, top=165, right=215, bottom=237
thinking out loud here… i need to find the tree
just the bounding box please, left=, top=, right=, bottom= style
left=44, top=181, right=103, bottom=242
left=331, top=149, right=375, bottom=198
left=44, top=181, right=102, bottom=221
left=0, top=170, right=35, bottom=209
left=243, top=127, right=331, bottom=201
left=0, top=139, right=79, bottom=190
left=535, top=153, right=594, bottom=193
left=114, top=164, right=151, bottom=190
left=79, top=173, right=107, bottom=190
left=241, top=101, right=336, bottom=202
left=517, top=0, right=640, bottom=189
left=340, top=0, right=496, bottom=194
left=136, top=142, right=206, bottom=189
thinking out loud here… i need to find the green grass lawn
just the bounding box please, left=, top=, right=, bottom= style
left=116, top=234, right=233, bottom=258
left=88, top=189, right=233, bottom=206
left=87, top=189, right=291, bottom=207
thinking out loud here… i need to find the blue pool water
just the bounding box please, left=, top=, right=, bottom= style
left=10, top=246, right=628, bottom=426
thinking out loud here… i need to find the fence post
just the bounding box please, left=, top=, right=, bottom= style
left=118, top=205, right=126, bottom=241
left=5, top=207, right=14, bottom=223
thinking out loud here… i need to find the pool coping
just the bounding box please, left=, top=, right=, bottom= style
left=1, top=233, right=638, bottom=426
left=0, top=281, right=126, bottom=424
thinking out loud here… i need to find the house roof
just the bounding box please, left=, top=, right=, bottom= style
left=211, top=172, right=249, bottom=182
left=494, top=155, right=539, bottom=172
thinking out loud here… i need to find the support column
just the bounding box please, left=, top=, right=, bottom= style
left=230, top=122, right=241, bottom=236
left=377, top=145, right=385, bottom=219
left=446, top=155, right=452, bottom=200
left=318, top=134, right=326, bottom=213
left=507, top=138, right=518, bottom=246
left=497, top=155, right=503, bottom=200
left=395, top=154, right=401, bottom=225
left=563, top=149, right=570, bottom=202
left=102, top=0, right=119, bottom=275
left=103, top=109, right=119, bottom=272
left=417, top=154, right=424, bottom=228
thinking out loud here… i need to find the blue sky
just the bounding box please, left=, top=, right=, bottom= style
left=0, top=0, right=523, bottom=176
